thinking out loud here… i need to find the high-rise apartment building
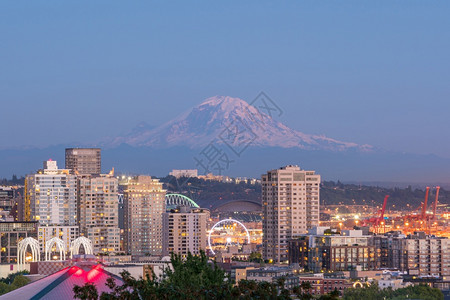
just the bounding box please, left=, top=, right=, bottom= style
left=65, top=148, right=101, bottom=175
left=162, top=206, right=209, bottom=257
left=122, top=176, right=166, bottom=257
left=262, top=165, right=320, bottom=263
left=78, top=174, right=120, bottom=254
left=25, top=160, right=78, bottom=226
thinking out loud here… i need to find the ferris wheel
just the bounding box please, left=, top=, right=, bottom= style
left=208, top=219, right=251, bottom=255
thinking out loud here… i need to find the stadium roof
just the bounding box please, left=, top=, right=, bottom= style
left=1, top=263, right=123, bottom=300
left=213, top=200, right=262, bottom=212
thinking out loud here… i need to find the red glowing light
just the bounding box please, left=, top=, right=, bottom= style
left=69, top=264, right=104, bottom=281
left=87, top=268, right=101, bottom=281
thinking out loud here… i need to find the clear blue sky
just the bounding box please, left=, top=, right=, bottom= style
left=1, top=1, right=449, bottom=157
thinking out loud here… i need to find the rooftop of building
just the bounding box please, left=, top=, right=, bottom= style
left=247, top=266, right=293, bottom=274
left=307, top=226, right=369, bottom=237
left=1, top=262, right=123, bottom=300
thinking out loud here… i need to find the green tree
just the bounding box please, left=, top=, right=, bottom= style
left=0, top=272, right=31, bottom=296
left=0, top=282, right=11, bottom=296
left=73, top=282, right=99, bottom=300
left=248, top=251, right=263, bottom=263
left=10, top=275, right=30, bottom=289
left=343, top=283, right=443, bottom=300
left=74, top=250, right=311, bottom=300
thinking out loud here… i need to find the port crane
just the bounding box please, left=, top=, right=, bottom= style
left=361, top=195, right=389, bottom=233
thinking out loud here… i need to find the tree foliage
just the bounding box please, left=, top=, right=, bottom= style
left=343, top=283, right=443, bottom=300
left=0, top=273, right=30, bottom=296
left=73, top=250, right=331, bottom=300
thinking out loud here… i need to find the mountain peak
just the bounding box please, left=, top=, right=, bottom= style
left=108, top=95, right=371, bottom=152
left=200, top=95, right=247, bottom=107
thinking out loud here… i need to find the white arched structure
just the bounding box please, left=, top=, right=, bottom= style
left=45, top=237, right=66, bottom=261
left=70, top=237, right=93, bottom=258
left=208, top=218, right=251, bottom=255
left=18, top=237, right=40, bottom=271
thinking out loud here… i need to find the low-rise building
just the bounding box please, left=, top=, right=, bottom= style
left=169, top=169, right=198, bottom=178
left=378, top=270, right=411, bottom=290
left=247, top=266, right=299, bottom=289
left=298, top=272, right=352, bottom=296
left=289, top=227, right=376, bottom=272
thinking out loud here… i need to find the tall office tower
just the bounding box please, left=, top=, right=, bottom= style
left=122, top=175, right=166, bottom=257
left=78, top=174, right=120, bottom=254
left=262, top=165, right=320, bottom=263
left=162, top=206, right=209, bottom=257
left=25, top=160, right=78, bottom=226
left=65, top=148, right=101, bottom=175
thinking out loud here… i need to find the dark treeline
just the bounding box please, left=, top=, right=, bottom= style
left=0, top=175, right=25, bottom=186
left=160, top=176, right=262, bottom=209
left=322, top=181, right=448, bottom=210
left=160, top=176, right=447, bottom=210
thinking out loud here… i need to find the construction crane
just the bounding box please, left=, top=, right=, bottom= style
left=361, top=195, right=389, bottom=233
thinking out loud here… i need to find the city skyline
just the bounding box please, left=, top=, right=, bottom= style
left=0, top=2, right=449, bottom=298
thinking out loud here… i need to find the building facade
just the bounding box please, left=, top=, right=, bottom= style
left=37, top=225, right=79, bottom=254
left=78, top=174, right=120, bottom=254
left=0, top=187, right=14, bottom=216
left=262, top=165, right=320, bottom=263
left=65, top=148, right=101, bottom=175
left=287, top=236, right=309, bottom=267
left=289, top=227, right=376, bottom=272
left=122, top=176, right=166, bottom=257
left=0, top=221, right=38, bottom=264
left=298, top=273, right=352, bottom=297
left=368, top=231, right=450, bottom=277
left=169, top=169, right=198, bottom=178
left=401, top=232, right=450, bottom=277
left=25, top=160, right=78, bottom=226
left=162, top=206, right=209, bottom=257
left=369, top=232, right=405, bottom=270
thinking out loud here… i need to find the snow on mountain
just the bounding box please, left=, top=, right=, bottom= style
left=109, top=96, right=372, bottom=151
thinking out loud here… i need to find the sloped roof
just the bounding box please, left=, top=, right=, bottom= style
left=1, top=264, right=123, bottom=300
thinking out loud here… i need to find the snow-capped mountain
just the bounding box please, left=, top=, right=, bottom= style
left=110, top=96, right=372, bottom=151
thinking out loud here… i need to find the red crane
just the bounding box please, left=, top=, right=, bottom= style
left=401, top=186, right=440, bottom=232
left=432, top=186, right=440, bottom=221
left=361, top=195, right=389, bottom=232
left=421, top=187, right=430, bottom=219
